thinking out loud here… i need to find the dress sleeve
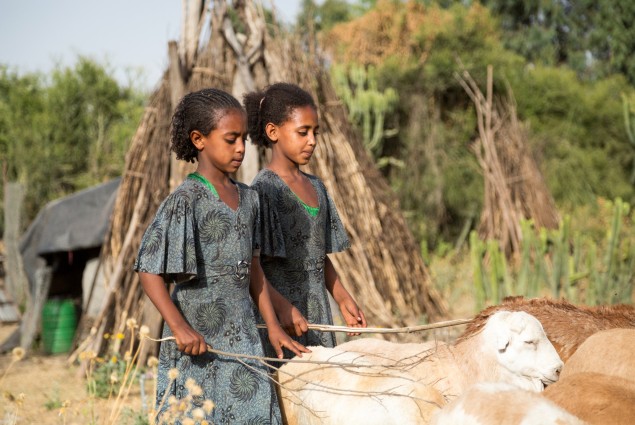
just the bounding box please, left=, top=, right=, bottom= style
left=323, top=185, right=351, bottom=254
left=253, top=183, right=287, bottom=258
left=133, top=192, right=198, bottom=284
left=251, top=190, right=262, bottom=256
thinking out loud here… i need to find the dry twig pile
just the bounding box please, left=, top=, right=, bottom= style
left=457, top=66, right=560, bottom=257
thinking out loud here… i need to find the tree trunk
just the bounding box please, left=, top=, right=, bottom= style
left=3, top=181, right=28, bottom=308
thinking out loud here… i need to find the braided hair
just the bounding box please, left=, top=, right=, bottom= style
left=170, top=88, right=243, bottom=163
left=243, top=82, right=317, bottom=148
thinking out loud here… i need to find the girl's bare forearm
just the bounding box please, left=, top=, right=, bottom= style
left=249, top=258, right=281, bottom=328
left=139, top=272, right=187, bottom=329
left=324, top=256, right=353, bottom=303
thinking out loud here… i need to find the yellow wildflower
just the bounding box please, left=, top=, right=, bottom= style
left=15, top=393, right=25, bottom=407
left=189, top=384, right=203, bottom=397
left=168, top=368, right=179, bottom=380
left=202, top=399, right=215, bottom=414
left=115, top=333, right=125, bottom=340
left=185, top=378, right=197, bottom=391
left=191, top=408, right=205, bottom=420
left=79, top=350, right=97, bottom=361
left=147, top=356, right=159, bottom=368
left=58, top=400, right=71, bottom=417
left=11, top=347, right=25, bottom=362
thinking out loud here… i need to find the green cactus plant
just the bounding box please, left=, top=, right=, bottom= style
left=622, top=94, right=635, bottom=184
left=330, top=64, right=399, bottom=160
left=470, top=230, right=487, bottom=310
left=468, top=199, right=634, bottom=310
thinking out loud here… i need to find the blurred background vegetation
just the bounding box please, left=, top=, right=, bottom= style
left=1, top=0, right=633, bottom=313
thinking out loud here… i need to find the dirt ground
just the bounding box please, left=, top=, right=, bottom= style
left=0, top=325, right=145, bottom=425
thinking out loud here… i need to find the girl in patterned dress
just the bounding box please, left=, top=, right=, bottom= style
left=134, top=88, right=307, bottom=424
left=243, top=82, right=367, bottom=359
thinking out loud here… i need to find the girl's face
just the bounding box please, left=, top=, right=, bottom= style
left=192, top=109, right=247, bottom=174
left=268, top=105, right=319, bottom=166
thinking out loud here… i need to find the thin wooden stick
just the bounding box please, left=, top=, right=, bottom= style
left=137, top=318, right=469, bottom=370
left=256, top=318, right=471, bottom=334
left=143, top=336, right=378, bottom=367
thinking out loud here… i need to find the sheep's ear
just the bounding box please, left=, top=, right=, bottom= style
left=496, top=329, right=511, bottom=352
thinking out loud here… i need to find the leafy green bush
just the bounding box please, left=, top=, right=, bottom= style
left=0, top=58, right=146, bottom=234
left=509, top=67, right=635, bottom=208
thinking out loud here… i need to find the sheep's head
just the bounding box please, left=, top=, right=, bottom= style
left=484, top=311, right=563, bottom=392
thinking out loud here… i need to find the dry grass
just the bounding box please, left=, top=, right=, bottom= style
left=0, top=338, right=144, bottom=425
left=0, top=319, right=154, bottom=425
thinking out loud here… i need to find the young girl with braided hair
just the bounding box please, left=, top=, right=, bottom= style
left=134, top=87, right=307, bottom=423
left=244, top=82, right=367, bottom=359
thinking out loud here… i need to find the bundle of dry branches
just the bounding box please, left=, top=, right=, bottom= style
left=457, top=66, right=560, bottom=257
left=76, top=0, right=447, bottom=363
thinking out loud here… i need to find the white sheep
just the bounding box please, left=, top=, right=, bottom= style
left=278, top=346, right=445, bottom=425
left=277, top=311, right=563, bottom=424
left=431, top=382, right=587, bottom=425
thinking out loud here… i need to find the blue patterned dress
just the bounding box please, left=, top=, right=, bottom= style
left=251, top=169, right=350, bottom=359
left=134, top=176, right=282, bottom=424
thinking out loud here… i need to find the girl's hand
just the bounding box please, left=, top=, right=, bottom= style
left=172, top=323, right=208, bottom=356
left=278, top=304, right=309, bottom=337
left=338, top=298, right=367, bottom=336
left=269, top=283, right=309, bottom=336
left=268, top=325, right=311, bottom=359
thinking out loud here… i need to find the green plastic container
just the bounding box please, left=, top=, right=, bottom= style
left=41, top=299, right=77, bottom=354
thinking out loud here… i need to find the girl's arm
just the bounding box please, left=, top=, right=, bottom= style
left=324, top=256, right=368, bottom=335
left=139, top=272, right=207, bottom=355
left=250, top=258, right=310, bottom=358
left=266, top=276, right=309, bottom=337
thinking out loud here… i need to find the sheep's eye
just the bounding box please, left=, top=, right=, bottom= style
left=524, top=340, right=536, bottom=345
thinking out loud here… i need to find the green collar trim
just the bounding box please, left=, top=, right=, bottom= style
left=303, top=203, right=320, bottom=216
left=187, top=172, right=219, bottom=197
left=295, top=195, right=319, bottom=216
